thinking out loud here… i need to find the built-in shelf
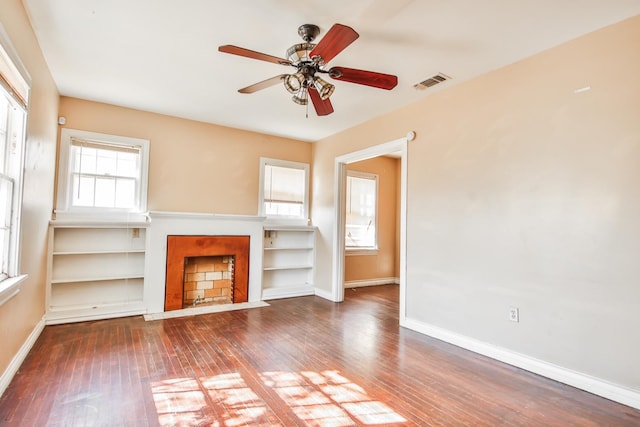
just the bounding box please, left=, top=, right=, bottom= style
left=46, top=301, right=147, bottom=325
left=53, top=249, right=146, bottom=256
left=263, top=247, right=314, bottom=251
left=47, top=224, right=147, bottom=324
left=262, top=226, right=316, bottom=300
left=51, top=274, right=145, bottom=284
left=263, top=265, right=313, bottom=271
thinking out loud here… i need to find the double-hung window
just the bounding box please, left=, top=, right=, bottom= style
left=345, top=171, right=378, bottom=250
left=56, top=128, right=150, bottom=218
left=259, top=157, right=309, bottom=223
left=0, top=27, right=30, bottom=302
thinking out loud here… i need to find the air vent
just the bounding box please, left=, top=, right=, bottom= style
left=414, top=73, right=451, bottom=90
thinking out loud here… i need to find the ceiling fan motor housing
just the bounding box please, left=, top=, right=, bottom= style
left=298, top=24, right=320, bottom=42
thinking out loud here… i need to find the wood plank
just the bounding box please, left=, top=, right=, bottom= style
left=0, top=285, right=637, bottom=426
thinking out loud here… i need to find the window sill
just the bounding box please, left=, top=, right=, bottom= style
left=263, top=217, right=310, bottom=227
left=0, top=274, right=27, bottom=306
left=345, top=248, right=379, bottom=256
left=52, top=210, right=150, bottom=227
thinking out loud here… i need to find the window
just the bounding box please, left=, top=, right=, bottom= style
left=57, top=128, right=150, bottom=217
left=259, top=158, right=309, bottom=222
left=0, top=26, right=29, bottom=299
left=345, top=171, right=377, bottom=250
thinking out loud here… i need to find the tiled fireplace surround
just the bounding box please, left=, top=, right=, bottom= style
left=144, top=212, right=264, bottom=314
left=164, top=234, right=250, bottom=310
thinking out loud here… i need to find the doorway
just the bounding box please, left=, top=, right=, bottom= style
left=332, top=137, right=407, bottom=325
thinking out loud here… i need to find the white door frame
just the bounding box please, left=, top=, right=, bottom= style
left=332, top=137, right=408, bottom=324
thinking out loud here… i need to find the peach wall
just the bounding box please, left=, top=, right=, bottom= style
left=57, top=97, right=311, bottom=215
left=344, top=157, right=399, bottom=283
left=313, top=15, right=640, bottom=393
left=0, top=0, right=59, bottom=379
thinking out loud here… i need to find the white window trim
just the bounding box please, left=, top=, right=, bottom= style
left=345, top=170, right=378, bottom=252
left=55, top=128, right=150, bottom=222
left=0, top=274, right=27, bottom=306
left=0, top=23, right=31, bottom=108
left=0, top=23, right=31, bottom=304
left=345, top=248, right=379, bottom=256
left=258, top=157, right=310, bottom=226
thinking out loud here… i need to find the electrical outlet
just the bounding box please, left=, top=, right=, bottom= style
left=509, top=307, right=519, bottom=323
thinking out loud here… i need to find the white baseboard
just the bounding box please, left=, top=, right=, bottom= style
left=0, top=316, right=45, bottom=397
left=261, top=286, right=315, bottom=301
left=402, top=317, right=640, bottom=410
left=314, top=287, right=336, bottom=301
left=46, top=304, right=147, bottom=325
left=315, top=278, right=400, bottom=302
left=344, top=277, right=399, bottom=288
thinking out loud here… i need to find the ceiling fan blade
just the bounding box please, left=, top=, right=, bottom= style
left=219, top=45, right=292, bottom=66
left=329, top=66, right=398, bottom=90
left=308, top=87, right=334, bottom=116
left=238, top=75, right=287, bottom=94
left=308, top=24, right=359, bottom=64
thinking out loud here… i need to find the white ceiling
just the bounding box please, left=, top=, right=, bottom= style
left=22, top=0, right=640, bottom=142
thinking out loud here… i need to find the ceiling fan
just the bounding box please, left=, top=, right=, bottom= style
left=218, top=23, right=398, bottom=116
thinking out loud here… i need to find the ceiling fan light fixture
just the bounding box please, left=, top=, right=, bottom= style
left=314, top=77, right=335, bottom=100
left=286, top=43, right=315, bottom=65
left=292, top=89, right=308, bottom=105
left=284, top=73, right=304, bottom=94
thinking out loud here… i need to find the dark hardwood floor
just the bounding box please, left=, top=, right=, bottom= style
left=0, top=285, right=637, bottom=426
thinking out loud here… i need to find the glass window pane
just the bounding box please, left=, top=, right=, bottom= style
left=264, top=165, right=305, bottom=203
left=94, top=177, right=115, bottom=208
left=0, top=97, right=8, bottom=135
left=0, top=228, right=7, bottom=276
left=116, top=152, right=137, bottom=177
left=9, top=105, right=25, bottom=159
left=0, top=98, right=8, bottom=172
left=73, top=147, right=97, bottom=174
left=0, top=47, right=29, bottom=279
left=96, top=149, right=117, bottom=175
left=346, top=174, right=377, bottom=248
left=0, top=176, right=12, bottom=228
left=264, top=201, right=303, bottom=217
left=72, top=175, right=95, bottom=207
left=263, top=162, right=307, bottom=219
left=67, top=139, right=143, bottom=210
left=115, top=178, right=135, bottom=208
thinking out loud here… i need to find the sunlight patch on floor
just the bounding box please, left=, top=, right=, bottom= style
left=151, top=370, right=406, bottom=426
left=152, top=374, right=273, bottom=426
left=263, top=370, right=407, bottom=425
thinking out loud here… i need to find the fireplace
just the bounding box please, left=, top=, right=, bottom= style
left=165, top=235, right=250, bottom=311
left=184, top=255, right=235, bottom=306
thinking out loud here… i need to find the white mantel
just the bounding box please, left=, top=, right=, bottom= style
left=144, top=211, right=266, bottom=314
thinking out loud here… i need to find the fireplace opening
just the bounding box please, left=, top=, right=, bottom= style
left=183, top=255, right=234, bottom=308
left=165, top=235, right=250, bottom=311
